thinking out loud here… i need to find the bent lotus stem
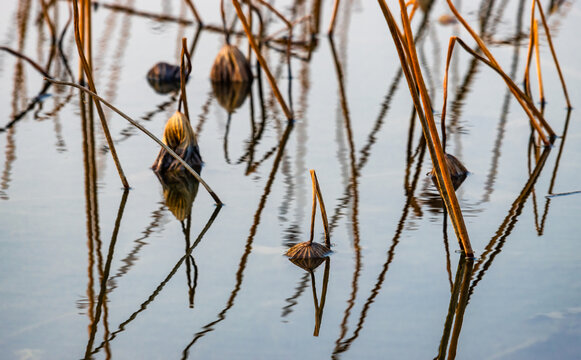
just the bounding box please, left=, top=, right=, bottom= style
left=45, top=78, right=223, bottom=205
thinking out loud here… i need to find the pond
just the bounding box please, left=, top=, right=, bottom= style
left=1, top=0, right=580, bottom=359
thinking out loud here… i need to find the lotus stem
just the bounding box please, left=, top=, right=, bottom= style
left=311, top=170, right=330, bottom=248
left=309, top=174, right=318, bottom=245
left=0, top=47, right=51, bottom=78
left=328, top=0, right=340, bottom=36
left=179, top=37, right=193, bottom=129
left=445, top=0, right=555, bottom=143
left=451, top=37, right=549, bottom=145
left=378, top=0, right=473, bottom=257
left=231, top=0, right=293, bottom=120
left=533, top=20, right=545, bottom=105
left=524, top=0, right=536, bottom=99
left=184, top=0, right=203, bottom=25
left=534, top=0, right=571, bottom=108
left=72, top=0, right=129, bottom=189
left=220, top=0, right=230, bottom=44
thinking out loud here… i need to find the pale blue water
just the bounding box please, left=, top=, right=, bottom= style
left=1, top=1, right=580, bottom=359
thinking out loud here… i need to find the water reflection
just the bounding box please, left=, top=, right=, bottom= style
left=288, top=257, right=331, bottom=337
left=469, top=143, right=553, bottom=300
left=183, top=120, right=295, bottom=357
left=434, top=254, right=474, bottom=360
left=533, top=109, right=572, bottom=235
left=88, top=205, right=222, bottom=358
left=157, top=170, right=202, bottom=308
left=332, top=108, right=427, bottom=359
left=0, top=0, right=580, bottom=358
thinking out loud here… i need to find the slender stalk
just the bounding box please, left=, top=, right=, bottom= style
left=447, top=257, right=474, bottom=359
left=72, top=0, right=129, bottom=189
left=39, top=0, right=57, bottom=73
left=184, top=0, right=203, bottom=25
left=231, top=0, right=293, bottom=120
left=253, top=0, right=294, bottom=116
left=310, top=170, right=330, bottom=248
left=179, top=37, right=193, bottom=129
left=523, top=0, right=536, bottom=99
left=220, top=0, right=230, bottom=44
left=535, top=0, right=571, bottom=108
left=451, top=37, right=549, bottom=145
left=84, top=0, right=92, bottom=72
left=328, top=0, right=340, bottom=36
left=378, top=0, right=473, bottom=256
left=78, top=0, right=85, bottom=83
left=0, top=47, right=51, bottom=78
left=445, top=0, right=555, bottom=142
left=533, top=20, right=545, bottom=105
left=398, top=0, right=472, bottom=254
left=263, top=15, right=311, bottom=43
left=309, top=175, right=318, bottom=245
left=441, top=37, right=455, bottom=151
left=254, top=0, right=291, bottom=28
left=45, top=78, right=223, bottom=205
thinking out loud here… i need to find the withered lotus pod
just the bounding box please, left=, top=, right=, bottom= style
left=152, top=111, right=202, bottom=174
left=286, top=242, right=331, bottom=261
left=147, top=62, right=183, bottom=94
left=430, top=153, right=468, bottom=190
left=210, top=44, right=253, bottom=83
left=211, top=80, right=252, bottom=113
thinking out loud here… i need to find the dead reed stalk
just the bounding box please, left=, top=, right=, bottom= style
left=72, top=0, right=129, bottom=189
left=178, top=37, right=193, bottom=123
left=286, top=170, right=331, bottom=259
left=311, top=170, right=330, bottom=247
left=533, top=0, right=571, bottom=108
left=328, top=0, right=340, bottom=36
left=377, top=0, right=473, bottom=257
left=440, top=35, right=554, bottom=155
left=533, top=20, right=545, bottom=105
left=445, top=0, right=556, bottom=145
left=184, top=0, right=203, bottom=25
left=45, top=78, right=223, bottom=205
left=231, top=0, right=293, bottom=120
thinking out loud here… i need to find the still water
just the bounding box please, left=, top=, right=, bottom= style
left=1, top=0, right=580, bottom=359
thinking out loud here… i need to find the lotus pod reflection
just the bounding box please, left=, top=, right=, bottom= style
left=147, top=62, right=183, bottom=94
left=210, top=44, right=253, bottom=83
left=212, top=80, right=252, bottom=113
left=289, top=250, right=327, bottom=271
left=152, top=111, right=202, bottom=174
left=156, top=171, right=200, bottom=221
